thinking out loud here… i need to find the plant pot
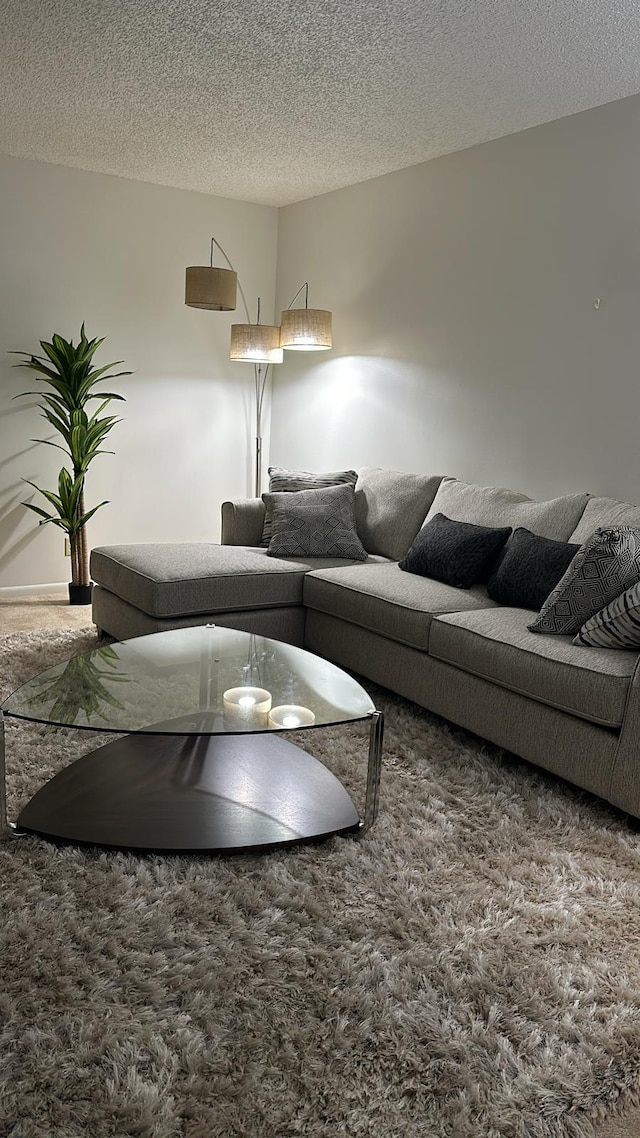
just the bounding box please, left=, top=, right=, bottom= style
left=68, top=582, right=94, bottom=606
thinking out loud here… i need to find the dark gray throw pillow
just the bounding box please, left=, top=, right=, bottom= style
left=265, top=483, right=368, bottom=561
left=261, top=467, right=358, bottom=547
left=487, top=528, right=580, bottom=611
left=399, top=513, right=512, bottom=588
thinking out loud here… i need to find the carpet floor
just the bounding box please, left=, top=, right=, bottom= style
left=2, top=627, right=640, bottom=1138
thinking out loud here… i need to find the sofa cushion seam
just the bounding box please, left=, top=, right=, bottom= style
left=99, top=566, right=306, bottom=587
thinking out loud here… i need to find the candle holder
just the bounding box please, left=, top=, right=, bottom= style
left=223, top=687, right=272, bottom=727
left=268, top=705, right=316, bottom=729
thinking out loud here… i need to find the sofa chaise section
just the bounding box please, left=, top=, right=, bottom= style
left=91, top=541, right=390, bottom=644
left=90, top=465, right=443, bottom=644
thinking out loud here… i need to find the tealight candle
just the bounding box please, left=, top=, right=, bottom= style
left=268, top=704, right=316, bottom=729
left=223, top=687, right=272, bottom=727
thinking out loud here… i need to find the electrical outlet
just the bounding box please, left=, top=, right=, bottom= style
left=64, top=537, right=71, bottom=557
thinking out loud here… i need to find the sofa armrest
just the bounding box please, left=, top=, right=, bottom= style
left=221, top=498, right=266, bottom=546
left=608, top=656, right=640, bottom=817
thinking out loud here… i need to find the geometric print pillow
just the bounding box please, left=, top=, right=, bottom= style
left=573, top=580, right=640, bottom=649
left=528, top=526, right=640, bottom=636
left=265, top=482, right=368, bottom=561
left=261, top=467, right=358, bottom=547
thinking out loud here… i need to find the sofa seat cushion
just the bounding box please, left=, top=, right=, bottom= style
left=430, top=607, right=638, bottom=727
left=91, top=544, right=386, bottom=619
left=304, top=562, right=498, bottom=652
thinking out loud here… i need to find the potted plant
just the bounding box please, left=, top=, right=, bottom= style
left=12, top=324, right=131, bottom=604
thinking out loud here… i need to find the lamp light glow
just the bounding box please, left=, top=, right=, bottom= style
left=280, top=281, right=332, bottom=351
left=280, top=307, right=332, bottom=351
left=230, top=322, right=283, bottom=364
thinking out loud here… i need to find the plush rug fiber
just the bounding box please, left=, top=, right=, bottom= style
left=2, top=628, right=640, bottom=1138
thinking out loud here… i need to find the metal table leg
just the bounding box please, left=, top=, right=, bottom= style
left=0, top=711, right=6, bottom=841
left=1, top=712, right=27, bottom=840
left=360, top=710, right=384, bottom=835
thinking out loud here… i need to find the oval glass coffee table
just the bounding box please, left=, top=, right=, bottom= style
left=0, top=626, right=383, bottom=853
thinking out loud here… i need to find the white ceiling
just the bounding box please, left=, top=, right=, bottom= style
left=1, top=0, right=640, bottom=207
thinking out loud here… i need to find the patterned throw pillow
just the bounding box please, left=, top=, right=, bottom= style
left=265, top=483, right=367, bottom=561
left=399, top=513, right=512, bottom=589
left=261, top=467, right=358, bottom=547
left=529, top=527, right=640, bottom=636
left=574, top=581, right=640, bottom=649
left=487, top=528, right=580, bottom=611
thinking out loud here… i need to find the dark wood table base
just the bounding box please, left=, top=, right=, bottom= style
left=17, top=732, right=361, bottom=853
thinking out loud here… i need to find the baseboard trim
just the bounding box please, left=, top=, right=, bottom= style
left=0, top=582, right=68, bottom=598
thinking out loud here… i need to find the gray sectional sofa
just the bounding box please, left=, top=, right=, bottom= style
left=91, top=467, right=640, bottom=821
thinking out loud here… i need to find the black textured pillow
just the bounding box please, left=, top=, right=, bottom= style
left=487, top=528, right=580, bottom=611
left=265, top=483, right=367, bottom=561
left=399, top=513, right=512, bottom=588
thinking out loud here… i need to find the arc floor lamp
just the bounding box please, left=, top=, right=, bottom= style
left=185, top=237, right=332, bottom=496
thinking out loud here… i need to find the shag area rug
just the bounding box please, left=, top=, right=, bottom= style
left=1, top=628, right=640, bottom=1138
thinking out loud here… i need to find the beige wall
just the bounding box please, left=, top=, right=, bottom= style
left=0, top=154, right=277, bottom=590
left=272, top=94, right=640, bottom=505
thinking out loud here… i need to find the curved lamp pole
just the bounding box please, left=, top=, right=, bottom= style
left=186, top=238, right=332, bottom=497
left=206, top=237, right=280, bottom=498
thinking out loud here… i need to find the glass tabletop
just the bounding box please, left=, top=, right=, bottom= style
left=1, top=626, right=375, bottom=735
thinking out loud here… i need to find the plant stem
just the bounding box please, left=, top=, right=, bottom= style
left=70, top=533, right=80, bottom=586
left=77, top=487, right=90, bottom=586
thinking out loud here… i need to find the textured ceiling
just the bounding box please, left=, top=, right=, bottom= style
left=1, top=0, right=640, bottom=206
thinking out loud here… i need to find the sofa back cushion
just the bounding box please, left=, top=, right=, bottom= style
left=570, top=496, right=640, bottom=544
left=354, top=467, right=444, bottom=561
left=423, top=479, right=589, bottom=541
